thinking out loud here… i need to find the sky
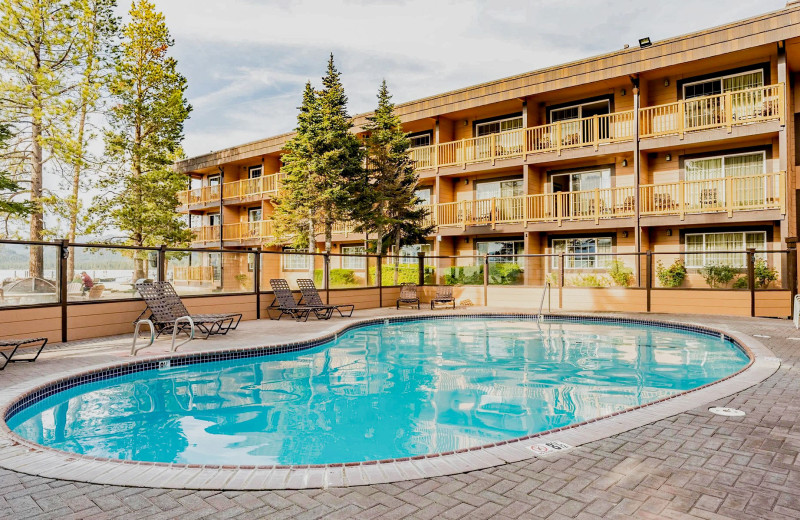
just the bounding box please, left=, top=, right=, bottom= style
left=146, top=0, right=789, bottom=159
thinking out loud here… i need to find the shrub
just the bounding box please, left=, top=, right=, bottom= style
left=656, top=259, right=687, bottom=288
left=234, top=273, right=251, bottom=289
left=367, top=265, right=435, bottom=285
left=607, top=260, right=634, bottom=287
left=755, top=259, right=778, bottom=288
left=442, top=263, right=524, bottom=286
left=569, top=274, right=610, bottom=287
left=732, top=276, right=748, bottom=289
left=699, top=264, right=737, bottom=288
left=313, top=268, right=359, bottom=288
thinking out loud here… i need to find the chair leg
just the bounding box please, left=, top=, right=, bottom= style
left=0, top=345, right=19, bottom=370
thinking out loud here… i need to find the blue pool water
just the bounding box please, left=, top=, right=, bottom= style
left=7, top=318, right=749, bottom=465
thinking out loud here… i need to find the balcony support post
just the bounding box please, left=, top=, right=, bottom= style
left=491, top=197, right=496, bottom=230
left=726, top=178, right=734, bottom=217
left=679, top=181, right=685, bottom=220
left=725, top=92, right=733, bottom=133
left=594, top=189, right=600, bottom=224
left=593, top=114, right=599, bottom=151
left=556, top=122, right=562, bottom=156
left=490, top=134, right=496, bottom=165
left=677, top=100, right=685, bottom=140
left=786, top=238, right=797, bottom=300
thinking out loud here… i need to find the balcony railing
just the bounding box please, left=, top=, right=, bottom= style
left=640, top=172, right=785, bottom=218
left=173, top=265, right=215, bottom=283
left=412, top=111, right=635, bottom=171
left=435, top=187, right=636, bottom=228
left=178, top=173, right=284, bottom=207
left=639, top=84, right=784, bottom=138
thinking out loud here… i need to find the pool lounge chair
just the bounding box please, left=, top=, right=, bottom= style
left=430, top=285, right=456, bottom=310
left=134, top=281, right=242, bottom=340
left=397, top=283, right=420, bottom=309
left=268, top=279, right=334, bottom=321
left=0, top=337, right=48, bottom=370
left=297, top=278, right=354, bottom=317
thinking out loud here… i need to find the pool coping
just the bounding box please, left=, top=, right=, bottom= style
left=0, top=311, right=780, bottom=490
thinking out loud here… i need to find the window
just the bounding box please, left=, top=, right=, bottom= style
left=248, top=207, right=262, bottom=222
left=683, top=70, right=764, bottom=99
left=685, top=231, right=767, bottom=268
left=549, top=99, right=610, bottom=122
left=415, top=187, right=432, bottom=206
left=282, top=248, right=311, bottom=270
left=248, top=166, right=262, bottom=179
left=392, top=243, right=432, bottom=265
left=208, top=213, right=220, bottom=226
left=685, top=151, right=765, bottom=181
left=551, top=237, right=613, bottom=269
left=685, top=152, right=766, bottom=208
left=341, top=246, right=366, bottom=270
left=475, top=116, right=523, bottom=137
left=208, top=175, right=220, bottom=186
left=409, top=133, right=431, bottom=148
left=475, top=178, right=524, bottom=199
left=550, top=169, right=611, bottom=193
left=477, top=240, right=524, bottom=264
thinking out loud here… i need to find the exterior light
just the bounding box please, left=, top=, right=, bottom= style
left=464, top=237, right=470, bottom=244
left=464, top=178, right=469, bottom=185
left=665, top=153, right=672, bottom=162
left=620, top=89, right=626, bottom=96
left=666, top=229, right=673, bottom=236
left=664, top=78, right=670, bottom=87
left=622, top=231, right=628, bottom=238
left=622, top=159, right=628, bottom=167
left=639, top=37, right=652, bottom=48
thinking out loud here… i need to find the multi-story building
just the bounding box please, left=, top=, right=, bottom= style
left=174, top=3, right=800, bottom=289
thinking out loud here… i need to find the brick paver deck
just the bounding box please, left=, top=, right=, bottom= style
left=1, top=312, right=798, bottom=519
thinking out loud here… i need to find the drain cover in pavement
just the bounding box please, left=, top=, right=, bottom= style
left=709, top=407, right=746, bottom=417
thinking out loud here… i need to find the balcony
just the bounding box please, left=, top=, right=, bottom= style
left=178, top=173, right=284, bottom=209
left=639, top=84, right=784, bottom=139
left=640, top=172, right=785, bottom=218
left=411, top=111, right=635, bottom=171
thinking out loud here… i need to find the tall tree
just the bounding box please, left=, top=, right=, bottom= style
left=0, top=0, right=82, bottom=275
left=273, top=55, right=364, bottom=255
left=0, top=124, right=34, bottom=223
left=61, top=0, right=117, bottom=280
left=360, top=80, right=431, bottom=260
left=93, top=0, right=192, bottom=280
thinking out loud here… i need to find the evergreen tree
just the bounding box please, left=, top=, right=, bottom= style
left=92, top=0, right=192, bottom=280
left=273, top=54, right=364, bottom=255
left=0, top=125, right=34, bottom=223
left=361, top=80, right=432, bottom=260
left=0, top=0, right=83, bottom=275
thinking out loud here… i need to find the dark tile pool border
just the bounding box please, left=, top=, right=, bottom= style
left=0, top=312, right=779, bottom=490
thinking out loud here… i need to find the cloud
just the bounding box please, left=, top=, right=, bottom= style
left=143, top=0, right=787, bottom=157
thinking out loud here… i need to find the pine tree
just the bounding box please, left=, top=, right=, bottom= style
left=92, top=0, right=192, bottom=280
left=0, top=125, right=34, bottom=223
left=0, top=0, right=83, bottom=275
left=361, top=80, right=432, bottom=260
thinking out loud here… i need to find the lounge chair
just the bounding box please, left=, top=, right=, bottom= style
left=430, top=285, right=456, bottom=310
left=134, top=281, right=242, bottom=340
left=297, top=278, right=354, bottom=317
left=268, top=279, right=333, bottom=321
left=397, top=283, right=420, bottom=309
left=0, top=337, right=48, bottom=370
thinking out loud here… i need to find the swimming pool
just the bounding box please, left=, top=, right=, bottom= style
left=6, top=317, right=750, bottom=466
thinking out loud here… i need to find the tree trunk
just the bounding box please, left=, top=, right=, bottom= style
left=324, top=222, right=332, bottom=254
left=67, top=106, right=88, bottom=282
left=29, top=116, right=44, bottom=279
left=394, top=231, right=401, bottom=285
left=308, top=215, right=315, bottom=279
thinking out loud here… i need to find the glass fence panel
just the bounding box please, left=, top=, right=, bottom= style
left=327, top=254, right=374, bottom=288
left=69, top=246, right=156, bottom=301
left=379, top=255, right=430, bottom=286
left=260, top=251, right=323, bottom=291
left=551, top=253, right=639, bottom=288
left=439, top=256, right=483, bottom=286
left=0, top=243, right=59, bottom=306
left=653, top=251, right=785, bottom=289
left=167, top=250, right=255, bottom=295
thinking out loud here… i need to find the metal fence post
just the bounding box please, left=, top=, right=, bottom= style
left=324, top=253, right=330, bottom=305
left=59, top=239, right=69, bottom=343
left=483, top=254, right=489, bottom=306
left=418, top=252, right=425, bottom=286
left=747, top=248, right=756, bottom=318
left=558, top=253, right=565, bottom=309
left=377, top=253, right=383, bottom=307
left=253, top=248, right=261, bottom=320
left=645, top=250, right=652, bottom=313
left=787, top=238, right=798, bottom=301
left=158, top=244, right=167, bottom=282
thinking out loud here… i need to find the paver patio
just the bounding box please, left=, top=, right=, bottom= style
left=1, top=310, right=799, bottom=519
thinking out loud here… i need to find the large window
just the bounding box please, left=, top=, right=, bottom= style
left=208, top=213, right=220, bottom=226
left=283, top=248, right=311, bottom=270
left=685, top=231, right=766, bottom=268
left=685, top=151, right=766, bottom=207
left=549, top=99, right=610, bottom=122
left=550, top=169, right=611, bottom=193
left=685, top=151, right=765, bottom=181
left=409, top=133, right=431, bottom=148
left=477, top=239, right=524, bottom=264
left=475, top=116, right=523, bottom=136
left=415, top=187, right=432, bottom=206
left=683, top=70, right=764, bottom=99
left=475, top=177, right=523, bottom=199
left=392, top=243, right=432, bottom=265
left=248, top=165, right=262, bottom=179
left=247, top=207, right=262, bottom=222
left=208, top=175, right=220, bottom=186
left=341, top=245, right=366, bottom=270
left=551, top=237, right=613, bottom=269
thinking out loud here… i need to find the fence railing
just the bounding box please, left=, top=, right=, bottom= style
left=178, top=173, right=284, bottom=207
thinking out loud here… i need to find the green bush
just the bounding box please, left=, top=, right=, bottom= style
left=755, top=259, right=778, bottom=288
left=367, top=265, right=435, bottom=286
left=732, top=276, right=748, bottom=289
left=656, top=259, right=687, bottom=288
left=442, top=263, right=524, bottom=285
left=699, top=264, right=737, bottom=288
left=313, top=268, right=359, bottom=288
left=607, top=260, right=634, bottom=287
left=568, top=274, right=610, bottom=287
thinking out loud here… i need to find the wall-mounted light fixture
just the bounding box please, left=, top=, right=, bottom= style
left=464, top=120, right=469, bottom=126
left=621, top=89, right=626, bottom=96
left=621, top=230, right=628, bottom=238
left=622, top=159, right=628, bottom=167
left=464, top=237, right=470, bottom=244
left=666, top=229, right=673, bottom=236
left=638, top=37, right=652, bottom=48
left=464, top=178, right=469, bottom=185
left=665, top=153, right=672, bottom=162
left=664, top=78, right=670, bottom=87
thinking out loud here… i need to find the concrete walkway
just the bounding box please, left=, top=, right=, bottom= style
left=0, top=310, right=798, bottom=519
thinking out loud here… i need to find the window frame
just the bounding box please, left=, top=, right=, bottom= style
left=549, top=99, right=611, bottom=123
left=684, top=231, right=767, bottom=268
left=474, top=176, right=524, bottom=199
left=248, top=165, right=263, bottom=179
left=247, top=207, right=262, bottom=222
left=684, top=150, right=766, bottom=180
left=282, top=247, right=312, bottom=271
left=682, top=69, right=764, bottom=100
left=208, top=175, right=220, bottom=186
left=341, top=245, right=367, bottom=270
left=475, top=239, right=524, bottom=265
left=550, top=237, right=613, bottom=269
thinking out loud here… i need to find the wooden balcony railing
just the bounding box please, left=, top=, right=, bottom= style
left=411, top=110, right=635, bottom=171
left=179, top=173, right=284, bottom=208
left=639, top=84, right=784, bottom=138
left=189, top=226, right=220, bottom=243
left=640, top=172, right=785, bottom=218
left=172, top=265, right=214, bottom=282
left=435, top=187, right=636, bottom=229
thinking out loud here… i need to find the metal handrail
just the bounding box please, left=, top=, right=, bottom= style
left=537, top=282, right=551, bottom=320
